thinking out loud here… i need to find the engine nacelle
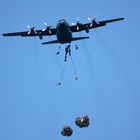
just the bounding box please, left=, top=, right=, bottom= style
left=39, top=33, right=43, bottom=40
left=85, top=25, right=89, bottom=33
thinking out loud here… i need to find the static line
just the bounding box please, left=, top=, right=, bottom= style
left=57, top=61, right=66, bottom=86
left=70, top=55, right=78, bottom=80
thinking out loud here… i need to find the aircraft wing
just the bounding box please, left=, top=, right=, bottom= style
left=70, top=17, right=124, bottom=33
left=2, top=28, right=57, bottom=37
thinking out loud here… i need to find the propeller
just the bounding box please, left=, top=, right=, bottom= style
left=88, top=17, right=99, bottom=27
left=27, top=25, right=37, bottom=35
left=42, top=22, right=52, bottom=34
left=72, top=17, right=83, bottom=31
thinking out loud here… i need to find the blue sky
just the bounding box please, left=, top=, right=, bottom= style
left=0, top=0, right=140, bottom=140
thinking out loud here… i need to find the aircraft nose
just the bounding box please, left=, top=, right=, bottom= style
left=60, top=21, right=65, bottom=28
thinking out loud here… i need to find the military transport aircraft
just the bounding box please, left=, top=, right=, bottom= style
left=2, top=17, right=124, bottom=45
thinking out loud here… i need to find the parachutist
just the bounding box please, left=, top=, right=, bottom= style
left=75, top=44, right=78, bottom=50
left=64, top=45, right=71, bottom=62
left=57, top=82, right=61, bottom=86
left=56, top=52, right=59, bottom=55
left=75, top=77, right=78, bottom=80
left=56, top=46, right=61, bottom=55
left=61, top=126, right=73, bottom=137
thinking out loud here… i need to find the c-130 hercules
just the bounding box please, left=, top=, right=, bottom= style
left=3, top=17, right=124, bottom=45
left=3, top=17, right=124, bottom=63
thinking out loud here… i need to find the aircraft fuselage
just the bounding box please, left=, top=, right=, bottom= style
left=56, top=19, right=72, bottom=44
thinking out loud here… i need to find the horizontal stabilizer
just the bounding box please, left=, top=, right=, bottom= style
left=72, top=36, right=89, bottom=41
left=42, top=36, right=89, bottom=45
left=42, top=40, right=59, bottom=45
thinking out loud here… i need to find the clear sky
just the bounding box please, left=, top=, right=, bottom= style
left=0, top=0, right=140, bottom=140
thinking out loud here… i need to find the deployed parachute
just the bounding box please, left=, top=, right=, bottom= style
left=75, top=115, right=89, bottom=128
left=61, top=126, right=73, bottom=137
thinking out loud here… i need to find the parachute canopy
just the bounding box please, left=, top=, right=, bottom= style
left=61, top=126, right=73, bottom=136
left=75, top=115, right=89, bottom=128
